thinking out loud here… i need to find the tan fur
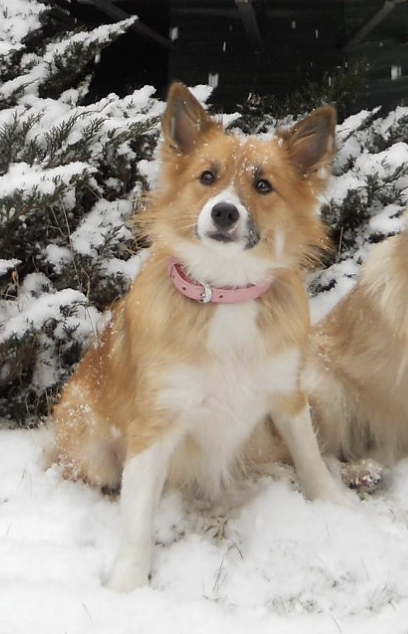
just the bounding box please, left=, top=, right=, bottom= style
left=51, top=83, right=343, bottom=590
left=55, top=261, right=311, bottom=488
left=306, top=222, right=408, bottom=465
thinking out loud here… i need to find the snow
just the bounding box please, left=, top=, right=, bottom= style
left=3, top=430, right=408, bottom=633
left=0, top=278, right=99, bottom=344
left=1, top=18, right=136, bottom=100
left=0, top=0, right=44, bottom=56
left=101, top=249, right=150, bottom=281
left=310, top=264, right=357, bottom=323
left=0, top=259, right=20, bottom=276
left=71, top=200, right=133, bottom=256
left=0, top=274, right=103, bottom=388
left=0, top=161, right=94, bottom=199
left=44, top=245, right=73, bottom=274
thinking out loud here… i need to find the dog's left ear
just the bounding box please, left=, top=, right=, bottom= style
left=284, top=106, right=336, bottom=173
left=161, top=83, right=215, bottom=154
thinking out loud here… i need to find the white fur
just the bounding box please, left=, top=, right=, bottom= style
left=274, top=229, right=286, bottom=259
left=196, top=188, right=249, bottom=247
left=270, top=405, right=348, bottom=504
left=175, top=240, right=276, bottom=287
left=158, top=304, right=302, bottom=499
left=207, top=301, right=261, bottom=354
left=107, top=437, right=178, bottom=592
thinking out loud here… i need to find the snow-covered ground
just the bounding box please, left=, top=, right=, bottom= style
left=3, top=428, right=408, bottom=633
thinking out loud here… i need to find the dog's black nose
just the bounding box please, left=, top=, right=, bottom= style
left=211, top=203, right=239, bottom=229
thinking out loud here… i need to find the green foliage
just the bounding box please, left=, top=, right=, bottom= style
left=0, top=113, right=42, bottom=172
left=0, top=5, right=162, bottom=424
left=309, top=107, right=408, bottom=297
left=232, top=62, right=367, bottom=134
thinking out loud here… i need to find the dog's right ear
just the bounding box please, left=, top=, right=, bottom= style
left=161, top=83, right=215, bottom=154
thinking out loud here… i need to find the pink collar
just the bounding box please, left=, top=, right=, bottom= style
left=168, top=258, right=272, bottom=304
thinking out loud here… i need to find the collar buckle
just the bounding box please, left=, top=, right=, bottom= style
left=199, top=281, right=213, bottom=303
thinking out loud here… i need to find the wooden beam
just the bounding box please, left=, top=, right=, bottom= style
left=342, top=0, right=408, bottom=53
left=172, top=8, right=238, bottom=19
left=87, top=0, right=175, bottom=49
left=43, top=0, right=77, bottom=13
left=235, top=0, right=263, bottom=51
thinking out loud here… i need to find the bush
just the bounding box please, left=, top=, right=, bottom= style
left=0, top=0, right=163, bottom=423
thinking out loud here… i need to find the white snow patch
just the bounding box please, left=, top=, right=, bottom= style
left=101, top=249, right=150, bottom=282
left=369, top=204, right=406, bottom=235
left=0, top=259, right=21, bottom=276
left=2, top=431, right=408, bottom=632
left=0, top=0, right=45, bottom=48
left=71, top=199, right=133, bottom=257
left=44, top=245, right=73, bottom=274
left=0, top=162, right=93, bottom=199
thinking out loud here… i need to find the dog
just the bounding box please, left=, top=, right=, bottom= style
left=306, top=216, right=408, bottom=472
left=51, top=82, right=346, bottom=592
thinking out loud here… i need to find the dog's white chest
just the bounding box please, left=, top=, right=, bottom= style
left=160, top=304, right=300, bottom=496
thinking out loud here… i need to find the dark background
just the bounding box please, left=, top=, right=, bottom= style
left=45, top=0, right=408, bottom=116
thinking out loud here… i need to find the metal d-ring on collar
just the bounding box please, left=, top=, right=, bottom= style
left=198, top=280, right=213, bottom=303
left=167, top=257, right=273, bottom=304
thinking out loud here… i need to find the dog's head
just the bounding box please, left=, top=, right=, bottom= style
left=145, top=83, right=335, bottom=286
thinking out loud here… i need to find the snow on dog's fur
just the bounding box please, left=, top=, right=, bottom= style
left=51, top=83, right=346, bottom=592
left=307, top=214, right=408, bottom=467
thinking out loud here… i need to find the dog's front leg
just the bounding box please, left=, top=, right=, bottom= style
left=107, top=434, right=175, bottom=593
left=270, top=393, right=348, bottom=505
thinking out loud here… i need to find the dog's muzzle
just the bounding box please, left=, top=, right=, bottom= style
left=206, top=202, right=260, bottom=249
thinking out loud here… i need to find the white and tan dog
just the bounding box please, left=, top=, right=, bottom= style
left=51, top=83, right=345, bottom=592
left=307, top=217, right=408, bottom=471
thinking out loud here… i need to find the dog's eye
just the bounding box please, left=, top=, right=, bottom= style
left=199, top=170, right=216, bottom=186
left=254, top=178, right=273, bottom=195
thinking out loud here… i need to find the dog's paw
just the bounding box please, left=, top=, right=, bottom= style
left=315, top=482, right=356, bottom=509
left=106, top=561, right=149, bottom=593
left=300, top=460, right=354, bottom=508
left=340, top=459, right=387, bottom=496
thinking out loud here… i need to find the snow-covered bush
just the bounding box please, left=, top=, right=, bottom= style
left=310, top=106, right=408, bottom=317
left=232, top=102, right=408, bottom=317
left=234, top=63, right=367, bottom=134
left=0, top=0, right=164, bottom=422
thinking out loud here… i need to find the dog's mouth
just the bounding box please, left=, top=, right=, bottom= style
left=205, top=224, right=260, bottom=249
left=207, top=231, right=235, bottom=243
